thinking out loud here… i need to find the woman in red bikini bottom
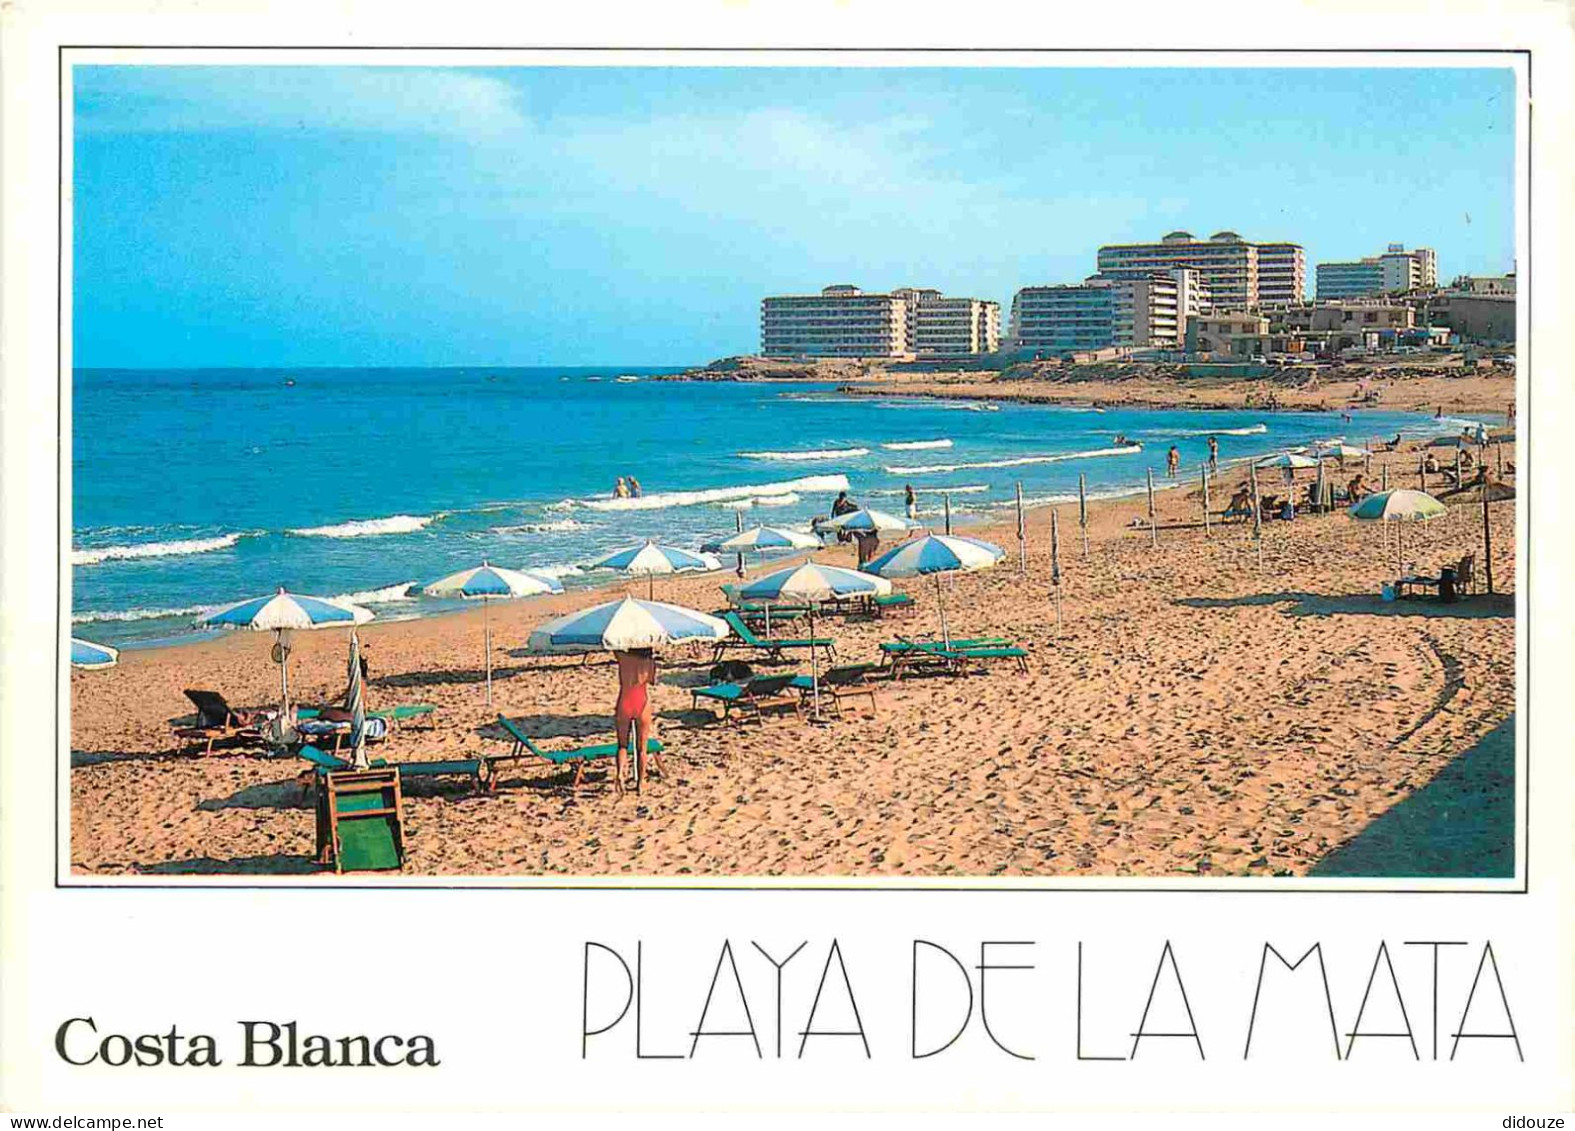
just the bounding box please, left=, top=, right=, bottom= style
left=613, top=647, right=659, bottom=794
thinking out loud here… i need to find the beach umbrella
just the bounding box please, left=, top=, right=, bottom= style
left=1440, top=477, right=1516, bottom=595
left=702, top=525, right=822, bottom=553
left=70, top=637, right=119, bottom=670
left=1311, top=442, right=1370, bottom=462
left=589, top=540, right=721, bottom=599
left=196, top=588, right=373, bottom=711
left=741, top=562, right=891, bottom=720
left=422, top=560, right=562, bottom=706
left=528, top=596, right=729, bottom=654
left=821, top=507, right=912, bottom=534
left=1349, top=489, right=1447, bottom=576
left=1253, top=452, right=1320, bottom=470
left=863, top=534, right=1003, bottom=651
left=345, top=629, right=369, bottom=770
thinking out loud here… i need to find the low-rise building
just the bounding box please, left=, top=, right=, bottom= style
left=1184, top=311, right=1271, bottom=356
left=1450, top=273, right=1516, bottom=296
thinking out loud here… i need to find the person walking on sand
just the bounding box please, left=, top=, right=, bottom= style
left=904, top=483, right=918, bottom=521
left=1166, top=445, right=1180, bottom=479
left=1206, top=436, right=1219, bottom=474
left=612, top=647, right=660, bottom=795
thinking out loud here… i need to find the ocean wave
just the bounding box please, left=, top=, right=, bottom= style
left=719, top=492, right=802, bottom=511
left=72, top=533, right=245, bottom=567
left=71, top=604, right=212, bottom=624
left=880, top=439, right=953, bottom=451
left=738, top=447, right=870, bottom=461
left=530, top=564, right=585, bottom=579
left=492, top=519, right=592, bottom=534
left=1163, top=423, right=1268, bottom=437
left=581, top=474, right=849, bottom=513
left=873, top=399, right=999, bottom=412
left=331, top=582, right=416, bottom=605
left=884, top=445, right=1141, bottom=475
left=288, top=514, right=434, bottom=539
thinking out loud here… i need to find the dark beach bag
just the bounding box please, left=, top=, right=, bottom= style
left=710, top=659, right=753, bottom=684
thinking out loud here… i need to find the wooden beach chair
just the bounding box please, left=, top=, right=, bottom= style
left=790, top=664, right=879, bottom=718
left=711, top=611, right=835, bottom=665
left=172, top=689, right=273, bottom=755
left=690, top=672, right=803, bottom=723
left=492, top=715, right=664, bottom=788
left=316, top=768, right=406, bottom=873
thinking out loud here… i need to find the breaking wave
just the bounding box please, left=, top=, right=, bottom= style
left=491, top=519, right=592, bottom=534
left=738, top=447, right=870, bottom=461
left=288, top=514, right=434, bottom=539
left=71, top=604, right=212, bottom=624
left=884, top=445, right=1142, bottom=475
left=581, top=474, right=849, bottom=512
left=1164, top=423, right=1268, bottom=437
left=866, top=484, right=989, bottom=496
left=719, top=492, right=802, bottom=511
left=530, top=564, right=585, bottom=579
left=331, top=582, right=416, bottom=605
left=72, top=533, right=245, bottom=567
left=880, top=439, right=953, bottom=451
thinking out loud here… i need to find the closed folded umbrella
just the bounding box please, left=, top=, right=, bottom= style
left=197, top=588, right=373, bottom=711
left=423, top=561, right=562, bottom=705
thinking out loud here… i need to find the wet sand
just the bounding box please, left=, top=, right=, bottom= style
left=69, top=440, right=1517, bottom=879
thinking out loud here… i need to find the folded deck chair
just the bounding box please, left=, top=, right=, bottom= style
left=789, top=664, right=879, bottom=717
left=711, top=611, right=835, bottom=665
left=691, top=672, right=803, bottom=723
left=889, top=640, right=1029, bottom=680
left=173, top=689, right=274, bottom=755
left=317, top=768, right=405, bottom=873
left=493, top=714, right=664, bottom=788
left=878, top=636, right=1009, bottom=662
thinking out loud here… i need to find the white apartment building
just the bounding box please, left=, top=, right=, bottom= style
left=1097, top=230, right=1305, bottom=309
left=1316, top=243, right=1438, bottom=299
left=760, top=285, right=999, bottom=358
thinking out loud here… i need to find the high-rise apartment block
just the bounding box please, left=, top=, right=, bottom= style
left=1011, top=269, right=1200, bottom=353
left=1096, top=230, right=1305, bottom=308
left=1315, top=244, right=1438, bottom=299
left=759, top=285, right=1000, bottom=358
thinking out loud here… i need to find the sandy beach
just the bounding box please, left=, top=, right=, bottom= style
left=69, top=433, right=1517, bottom=880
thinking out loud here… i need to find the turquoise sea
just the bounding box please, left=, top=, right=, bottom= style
left=71, top=367, right=1485, bottom=647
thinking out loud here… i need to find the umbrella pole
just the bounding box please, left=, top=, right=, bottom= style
left=810, top=606, right=822, bottom=722
left=1078, top=473, right=1089, bottom=559
left=935, top=572, right=951, bottom=650
left=1016, top=481, right=1027, bottom=577
left=1201, top=463, right=1211, bottom=538
left=484, top=596, right=493, bottom=707
left=1146, top=468, right=1157, bottom=547
left=277, top=628, right=289, bottom=712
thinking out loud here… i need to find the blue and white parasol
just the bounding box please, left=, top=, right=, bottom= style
left=816, top=507, right=911, bottom=535
left=528, top=596, right=729, bottom=654
left=589, top=540, right=721, bottom=598
left=702, top=525, right=822, bottom=553
left=864, top=534, right=1005, bottom=649
left=423, top=561, right=563, bottom=704
left=196, top=588, right=373, bottom=709
left=70, top=637, right=119, bottom=670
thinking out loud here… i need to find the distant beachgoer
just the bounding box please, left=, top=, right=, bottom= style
left=1424, top=453, right=1441, bottom=475
left=628, top=476, right=643, bottom=498
left=831, top=490, right=858, bottom=517
left=612, top=648, right=659, bottom=795
left=1347, top=473, right=1370, bottom=503
left=1206, top=436, right=1219, bottom=473
left=904, top=484, right=918, bottom=520
left=1114, top=434, right=1130, bottom=448
left=614, top=477, right=630, bottom=499
left=1166, top=445, right=1180, bottom=478
left=1435, top=405, right=1444, bottom=419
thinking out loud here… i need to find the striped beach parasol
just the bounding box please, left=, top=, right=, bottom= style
left=70, top=637, right=119, bottom=670
left=589, top=541, right=721, bottom=599
left=196, top=588, right=373, bottom=710
left=702, top=525, right=822, bottom=553
left=863, top=534, right=1004, bottom=649
left=345, top=629, right=369, bottom=769
left=817, top=507, right=911, bottom=534
left=423, top=561, right=563, bottom=705
left=1349, top=489, right=1448, bottom=575
left=527, top=596, right=730, bottom=654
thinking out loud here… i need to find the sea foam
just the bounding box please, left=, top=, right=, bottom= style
left=884, top=445, right=1141, bottom=475
left=492, top=519, right=591, bottom=534
left=880, top=439, right=953, bottom=451
left=288, top=514, right=434, bottom=538
left=580, top=474, right=849, bottom=512
left=331, top=582, right=417, bottom=605
left=72, top=604, right=213, bottom=624
left=737, top=447, right=870, bottom=461
left=72, top=533, right=244, bottom=567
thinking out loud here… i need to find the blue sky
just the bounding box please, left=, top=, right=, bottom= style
left=73, top=65, right=1516, bottom=367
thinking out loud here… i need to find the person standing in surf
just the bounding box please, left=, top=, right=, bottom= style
left=904, top=483, right=918, bottom=521
left=1206, top=436, right=1219, bottom=474
left=1166, top=445, right=1181, bottom=479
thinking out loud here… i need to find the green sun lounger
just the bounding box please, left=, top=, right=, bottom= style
left=878, top=636, right=1009, bottom=660
left=317, top=768, right=406, bottom=873
left=890, top=641, right=1029, bottom=679
left=711, top=611, right=836, bottom=665
left=297, top=703, right=437, bottom=728
left=494, top=714, right=664, bottom=788
left=294, top=744, right=488, bottom=790
left=691, top=673, right=803, bottom=722
left=789, top=663, right=880, bottom=717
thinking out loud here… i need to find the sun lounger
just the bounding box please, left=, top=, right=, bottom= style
left=888, top=639, right=1029, bottom=679
left=316, top=768, right=406, bottom=873
left=172, top=689, right=275, bottom=755
left=297, top=703, right=437, bottom=730
left=711, top=611, right=835, bottom=665
left=789, top=664, right=879, bottom=717
left=691, top=672, right=803, bottom=723
left=295, top=742, right=490, bottom=791
left=295, top=715, right=391, bottom=753
left=878, top=637, right=1009, bottom=664
left=493, top=714, right=664, bottom=788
